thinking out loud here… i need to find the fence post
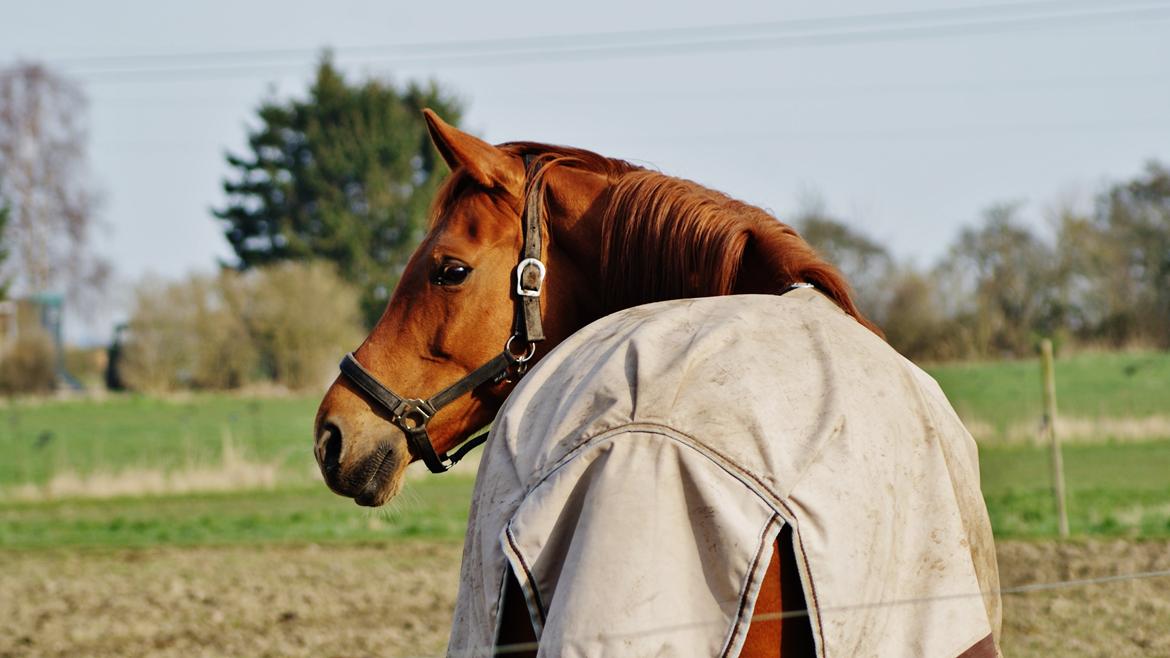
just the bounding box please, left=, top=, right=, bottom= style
left=1040, top=338, right=1069, bottom=538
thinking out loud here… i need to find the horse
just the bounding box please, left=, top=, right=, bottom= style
left=314, top=111, right=1000, bottom=656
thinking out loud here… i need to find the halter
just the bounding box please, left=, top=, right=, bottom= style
left=338, top=156, right=547, bottom=474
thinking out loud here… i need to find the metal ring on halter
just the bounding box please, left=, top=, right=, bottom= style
left=505, top=334, right=537, bottom=363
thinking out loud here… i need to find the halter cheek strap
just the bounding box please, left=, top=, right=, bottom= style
left=337, top=155, right=547, bottom=473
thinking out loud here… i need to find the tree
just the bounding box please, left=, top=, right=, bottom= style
left=0, top=201, right=10, bottom=300
left=794, top=208, right=895, bottom=322
left=0, top=196, right=58, bottom=394
left=0, top=63, right=107, bottom=302
left=878, top=269, right=963, bottom=362
left=215, top=56, right=463, bottom=325
left=1051, top=162, right=1170, bottom=347
left=941, top=204, right=1063, bottom=357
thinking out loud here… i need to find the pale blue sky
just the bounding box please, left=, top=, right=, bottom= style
left=2, top=0, right=1168, bottom=342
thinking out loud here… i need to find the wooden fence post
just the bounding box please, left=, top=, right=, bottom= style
left=1040, top=338, right=1069, bottom=538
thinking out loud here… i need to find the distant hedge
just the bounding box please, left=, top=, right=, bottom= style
left=121, top=261, right=363, bottom=392
left=0, top=329, right=56, bottom=394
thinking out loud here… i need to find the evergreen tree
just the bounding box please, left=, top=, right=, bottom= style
left=215, top=56, right=462, bottom=325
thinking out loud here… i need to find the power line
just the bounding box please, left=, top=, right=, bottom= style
left=22, top=0, right=1170, bottom=84
left=82, top=71, right=1169, bottom=110
left=91, top=118, right=1169, bottom=154
left=43, top=0, right=1169, bottom=67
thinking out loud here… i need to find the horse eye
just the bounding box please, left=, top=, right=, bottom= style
left=432, top=261, right=472, bottom=286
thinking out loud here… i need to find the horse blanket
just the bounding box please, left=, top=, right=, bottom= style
left=448, top=289, right=1001, bottom=657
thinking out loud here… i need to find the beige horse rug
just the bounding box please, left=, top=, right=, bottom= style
left=448, top=289, right=1001, bottom=657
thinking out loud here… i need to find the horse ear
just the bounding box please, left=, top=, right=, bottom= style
left=422, top=109, right=521, bottom=190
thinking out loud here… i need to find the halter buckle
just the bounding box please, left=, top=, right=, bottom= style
left=515, top=258, right=546, bottom=298
left=392, top=399, right=433, bottom=430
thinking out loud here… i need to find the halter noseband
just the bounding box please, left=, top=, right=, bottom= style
left=337, top=156, right=546, bottom=474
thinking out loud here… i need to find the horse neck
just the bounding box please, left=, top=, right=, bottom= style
left=545, top=164, right=756, bottom=318
left=542, top=164, right=879, bottom=337
left=540, top=166, right=613, bottom=333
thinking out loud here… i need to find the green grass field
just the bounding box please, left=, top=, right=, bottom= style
left=0, top=477, right=475, bottom=549
left=981, top=440, right=1170, bottom=537
left=2, top=438, right=1168, bottom=549
left=1, top=349, right=1168, bottom=549
left=0, top=394, right=316, bottom=486
left=929, top=350, right=1170, bottom=439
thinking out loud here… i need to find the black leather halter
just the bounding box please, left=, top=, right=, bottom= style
left=338, top=156, right=547, bottom=474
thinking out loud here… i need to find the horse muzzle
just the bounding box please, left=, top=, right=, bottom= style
left=315, top=419, right=408, bottom=507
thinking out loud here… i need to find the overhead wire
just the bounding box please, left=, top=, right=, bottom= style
left=15, top=0, right=1170, bottom=83
left=42, top=0, right=1170, bottom=67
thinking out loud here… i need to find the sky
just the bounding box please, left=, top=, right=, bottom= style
left=2, top=0, right=1168, bottom=343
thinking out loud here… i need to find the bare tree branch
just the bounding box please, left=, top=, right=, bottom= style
left=0, top=62, right=107, bottom=309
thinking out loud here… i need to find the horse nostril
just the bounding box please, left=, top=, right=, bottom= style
left=321, top=423, right=342, bottom=476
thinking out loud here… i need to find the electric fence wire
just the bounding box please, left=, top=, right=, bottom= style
left=410, top=566, right=1170, bottom=657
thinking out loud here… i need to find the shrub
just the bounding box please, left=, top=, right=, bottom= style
left=191, top=271, right=259, bottom=389
left=120, top=278, right=202, bottom=392
left=64, top=345, right=105, bottom=387
left=121, top=274, right=258, bottom=392
left=120, top=262, right=363, bottom=392
left=0, top=329, right=56, bottom=395
left=244, top=262, right=364, bottom=390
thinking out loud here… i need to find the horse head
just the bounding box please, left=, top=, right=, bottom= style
left=314, top=110, right=877, bottom=506
left=312, top=111, right=610, bottom=505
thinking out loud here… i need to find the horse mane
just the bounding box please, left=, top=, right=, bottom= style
left=433, top=142, right=880, bottom=336
left=596, top=170, right=881, bottom=335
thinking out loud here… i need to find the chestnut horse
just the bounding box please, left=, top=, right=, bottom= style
left=314, top=110, right=878, bottom=656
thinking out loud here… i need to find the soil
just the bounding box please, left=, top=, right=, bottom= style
left=2, top=539, right=1168, bottom=657
left=0, top=542, right=462, bottom=658
left=996, top=539, right=1170, bottom=657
